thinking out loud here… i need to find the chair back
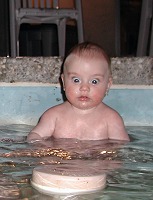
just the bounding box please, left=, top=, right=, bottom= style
left=15, top=0, right=75, bottom=9
left=9, top=0, right=84, bottom=57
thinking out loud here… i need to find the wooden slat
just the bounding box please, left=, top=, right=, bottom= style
left=28, top=0, right=33, bottom=8
left=46, top=0, right=52, bottom=8
left=22, top=0, right=28, bottom=8
left=33, top=0, right=39, bottom=8
left=53, top=0, right=59, bottom=8
left=15, top=0, right=21, bottom=9
left=40, top=0, right=45, bottom=8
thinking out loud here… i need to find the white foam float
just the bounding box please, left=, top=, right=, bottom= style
left=31, top=164, right=106, bottom=195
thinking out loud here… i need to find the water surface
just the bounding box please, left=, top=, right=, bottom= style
left=0, top=125, right=153, bottom=200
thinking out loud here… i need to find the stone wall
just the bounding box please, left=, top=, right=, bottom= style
left=0, top=57, right=153, bottom=85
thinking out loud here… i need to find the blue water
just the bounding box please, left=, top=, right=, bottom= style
left=0, top=125, right=153, bottom=200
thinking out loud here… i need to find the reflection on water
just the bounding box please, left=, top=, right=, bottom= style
left=0, top=125, right=153, bottom=199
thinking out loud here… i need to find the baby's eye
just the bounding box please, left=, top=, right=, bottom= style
left=91, top=79, right=99, bottom=85
left=72, top=77, right=81, bottom=83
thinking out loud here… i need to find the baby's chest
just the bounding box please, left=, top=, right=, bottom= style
left=54, top=118, right=108, bottom=139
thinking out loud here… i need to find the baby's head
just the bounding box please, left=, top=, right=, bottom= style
left=61, top=42, right=112, bottom=110
left=62, top=42, right=112, bottom=77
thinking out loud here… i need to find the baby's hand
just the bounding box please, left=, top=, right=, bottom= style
left=26, top=132, right=43, bottom=143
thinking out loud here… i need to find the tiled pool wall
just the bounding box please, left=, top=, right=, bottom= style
left=0, top=57, right=153, bottom=126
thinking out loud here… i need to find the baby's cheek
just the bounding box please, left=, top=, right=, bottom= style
left=65, top=87, right=77, bottom=97
left=93, top=91, right=105, bottom=102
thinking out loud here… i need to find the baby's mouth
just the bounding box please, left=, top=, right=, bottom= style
left=78, top=96, right=89, bottom=101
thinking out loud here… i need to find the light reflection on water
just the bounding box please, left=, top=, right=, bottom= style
left=0, top=125, right=153, bottom=200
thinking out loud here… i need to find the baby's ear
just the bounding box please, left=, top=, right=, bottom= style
left=108, top=76, right=113, bottom=89
left=61, top=74, right=65, bottom=90
left=61, top=73, right=64, bottom=81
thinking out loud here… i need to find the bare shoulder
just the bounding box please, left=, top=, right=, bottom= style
left=41, top=102, right=67, bottom=118
left=28, top=102, right=68, bottom=139
left=102, top=103, right=122, bottom=119
left=94, top=103, right=123, bottom=122
left=103, top=103, right=130, bottom=141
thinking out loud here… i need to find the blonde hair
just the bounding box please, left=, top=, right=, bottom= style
left=62, top=42, right=112, bottom=75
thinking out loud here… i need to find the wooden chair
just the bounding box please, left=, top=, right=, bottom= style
left=9, top=0, right=84, bottom=57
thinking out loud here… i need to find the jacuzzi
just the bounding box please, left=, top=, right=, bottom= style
left=0, top=83, right=153, bottom=126
left=0, top=57, right=153, bottom=199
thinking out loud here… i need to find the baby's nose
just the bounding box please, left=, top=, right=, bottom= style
left=80, top=83, right=90, bottom=91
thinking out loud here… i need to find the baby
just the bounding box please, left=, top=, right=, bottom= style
left=27, top=42, right=129, bottom=142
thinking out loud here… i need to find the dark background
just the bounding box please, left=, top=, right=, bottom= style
left=0, top=0, right=142, bottom=57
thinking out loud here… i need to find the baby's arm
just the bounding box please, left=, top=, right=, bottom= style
left=107, top=110, right=130, bottom=141
left=26, top=109, right=56, bottom=143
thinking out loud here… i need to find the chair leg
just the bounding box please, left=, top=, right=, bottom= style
left=9, top=0, right=17, bottom=57
left=16, top=24, right=20, bottom=57
left=75, top=0, right=84, bottom=43
left=136, top=0, right=153, bottom=56
left=149, top=16, right=153, bottom=56
left=9, top=0, right=21, bottom=57
left=57, top=18, right=66, bottom=57
left=77, top=17, right=84, bottom=43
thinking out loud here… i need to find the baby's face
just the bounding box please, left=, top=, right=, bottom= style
left=61, top=56, right=112, bottom=110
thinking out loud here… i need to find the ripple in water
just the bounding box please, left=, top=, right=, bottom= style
left=0, top=125, right=153, bottom=200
